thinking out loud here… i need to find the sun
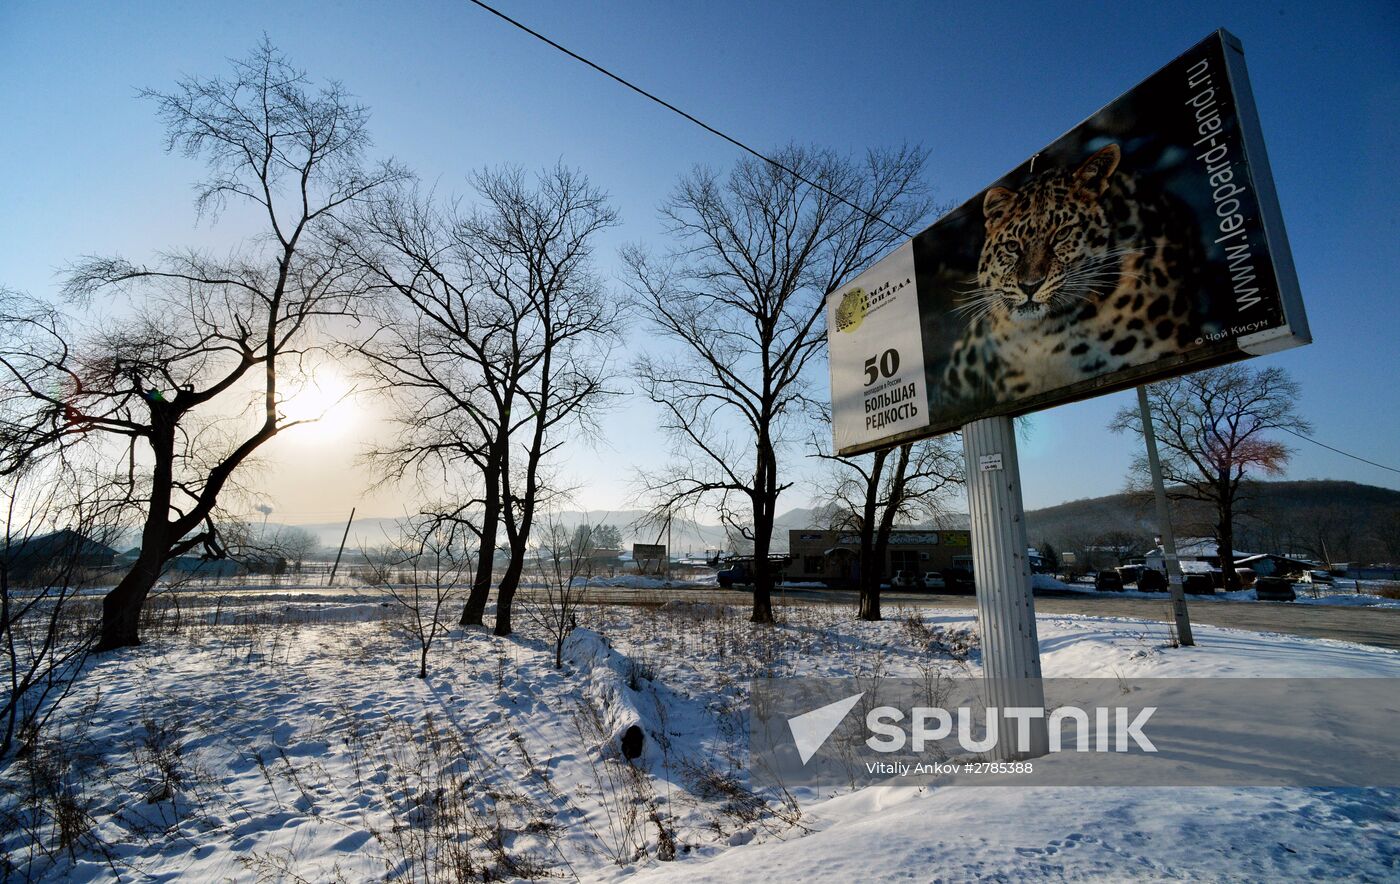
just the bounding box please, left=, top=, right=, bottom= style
left=277, top=369, right=360, bottom=441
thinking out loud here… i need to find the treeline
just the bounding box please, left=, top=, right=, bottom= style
left=1030, top=479, right=1400, bottom=567
left=0, top=39, right=943, bottom=649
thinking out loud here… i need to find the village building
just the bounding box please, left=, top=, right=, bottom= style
left=784, top=528, right=973, bottom=586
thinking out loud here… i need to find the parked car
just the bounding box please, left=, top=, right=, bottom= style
left=1095, top=569, right=1124, bottom=592
left=1254, top=576, right=1297, bottom=602
left=1305, top=569, right=1335, bottom=585
left=1115, top=565, right=1144, bottom=586
left=1137, top=568, right=1168, bottom=592
left=1182, top=573, right=1215, bottom=594
left=891, top=569, right=925, bottom=591
left=716, top=555, right=794, bottom=589
left=941, top=566, right=975, bottom=593
left=1208, top=568, right=1252, bottom=591
left=716, top=561, right=751, bottom=588
left=922, top=571, right=946, bottom=590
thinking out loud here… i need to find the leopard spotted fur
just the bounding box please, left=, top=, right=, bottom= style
left=942, top=143, right=1201, bottom=404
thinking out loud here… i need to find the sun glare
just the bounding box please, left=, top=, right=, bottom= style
left=278, top=370, right=360, bottom=441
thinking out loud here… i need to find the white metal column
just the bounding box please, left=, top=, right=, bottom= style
left=962, top=416, right=1048, bottom=759
left=1136, top=386, right=1195, bottom=646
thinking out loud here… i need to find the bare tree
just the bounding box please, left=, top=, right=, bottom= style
left=815, top=435, right=963, bottom=620
left=1093, top=530, right=1145, bottom=568
left=1373, top=511, right=1400, bottom=565
left=1111, top=364, right=1310, bottom=588
left=475, top=169, right=621, bottom=637
left=268, top=526, right=320, bottom=576
left=628, top=145, right=933, bottom=623
left=1294, top=504, right=1357, bottom=566
left=347, top=187, right=512, bottom=630
left=1045, top=528, right=1097, bottom=578
left=0, top=468, right=117, bottom=756
left=348, top=166, right=619, bottom=637
left=368, top=518, right=472, bottom=679
left=0, top=42, right=404, bottom=651
left=525, top=517, right=594, bottom=668
left=209, top=519, right=317, bottom=580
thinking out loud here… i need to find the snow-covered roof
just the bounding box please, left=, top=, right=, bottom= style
left=1146, top=538, right=1254, bottom=560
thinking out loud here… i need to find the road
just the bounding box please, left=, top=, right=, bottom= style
left=175, top=581, right=1400, bottom=652
left=551, top=585, right=1400, bottom=651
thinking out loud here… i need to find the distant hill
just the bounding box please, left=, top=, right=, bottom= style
left=288, top=507, right=823, bottom=556
left=283, top=480, right=1398, bottom=563
left=1024, top=479, right=1400, bottom=563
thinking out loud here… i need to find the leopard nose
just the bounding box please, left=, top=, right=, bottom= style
left=1018, top=278, right=1044, bottom=298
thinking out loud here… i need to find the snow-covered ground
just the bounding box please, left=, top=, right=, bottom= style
left=3, top=597, right=1397, bottom=881
left=1046, top=573, right=1400, bottom=608
left=573, top=572, right=719, bottom=589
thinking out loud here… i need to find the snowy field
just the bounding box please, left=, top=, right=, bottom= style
left=1038, top=573, right=1400, bottom=608
left=3, top=597, right=1398, bottom=882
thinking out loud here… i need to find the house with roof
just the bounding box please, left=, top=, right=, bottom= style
left=1, top=529, right=118, bottom=583
left=1142, top=537, right=1257, bottom=574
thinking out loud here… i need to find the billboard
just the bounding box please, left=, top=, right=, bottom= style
left=829, top=30, right=1310, bottom=455
left=632, top=543, right=666, bottom=575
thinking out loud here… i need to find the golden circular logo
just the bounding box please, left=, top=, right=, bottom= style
left=834, top=287, right=868, bottom=333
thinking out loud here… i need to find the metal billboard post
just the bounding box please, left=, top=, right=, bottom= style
left=1136, top=386, right=1195, bottom=646
left=961, top=416, right=1048, bottom=760
left=820, top=29, right=1304, bottom=757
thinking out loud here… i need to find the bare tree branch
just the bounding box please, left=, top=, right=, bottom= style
left=628, top=144, right=934, bottom=623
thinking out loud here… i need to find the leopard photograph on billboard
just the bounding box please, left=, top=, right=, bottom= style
left=828, top=30, right=1310, bottom=455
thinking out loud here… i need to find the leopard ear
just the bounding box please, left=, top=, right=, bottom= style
left=983, top=187, right=1016, bottom=230
left=1074, top=144, right=1121, bottom=195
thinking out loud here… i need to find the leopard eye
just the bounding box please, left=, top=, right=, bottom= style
left=1003, top=241, right=1022, bottom=256
left=1053, top=227, right=1075, bottom=243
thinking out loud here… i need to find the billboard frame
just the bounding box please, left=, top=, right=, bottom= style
left=830, top=29, right=1310, bottom=458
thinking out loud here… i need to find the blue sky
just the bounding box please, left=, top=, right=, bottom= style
left=2, top=0, right=1397, bottom=522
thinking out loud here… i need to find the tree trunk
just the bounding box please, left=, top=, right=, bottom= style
left=857, top=450, right=887, bottom=622
left=494, top=478, right=538, bottom=636
left=96, top=545, right=164, bottom=651
left=460, top=453, right=502, bottom=626
left=493, top=553, right=524, bottom=636
left=97, top=418, right=176, bottom=651
left=861, top=445, right=910, bottom=622
left=863, top=523, right=898, bottom=622
left=495, top=323, right=551, bottom=637
left=750, top=454, right=777, bottom=625
left=750, top=525, right=774, bottom=624
left=1218, top=505, right=1238, bottom=590
left=857, top=560, right=881, bottom=620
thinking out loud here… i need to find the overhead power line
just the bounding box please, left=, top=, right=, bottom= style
left=469, top=2, right=1400, bottom=483
left=464, top=0, right=915, bottom=239
left=1277, top=427, right=1400, bottom=475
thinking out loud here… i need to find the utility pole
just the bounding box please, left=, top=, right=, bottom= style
left=961, top=415, right=1048, bottom=760
left=327, top=506, right=356, bottom=586
left=654, top=507, right=674, bottom=580
left=1136, top=386, right=1195, bottom=646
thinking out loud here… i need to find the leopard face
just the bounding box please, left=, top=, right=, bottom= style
left=941, top=143, right=1202, bottom=404
left=961, top=144, right=1123, bottom=324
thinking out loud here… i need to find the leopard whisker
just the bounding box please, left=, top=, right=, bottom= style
left=1058, top=267, right=1144, bottom=285
left=953, top=301, right=997, bottom=320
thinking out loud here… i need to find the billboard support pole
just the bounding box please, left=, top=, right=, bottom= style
left=1136, top=386, right=1195, bottom=646
left=961, top=416, right=1048, bottom=760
